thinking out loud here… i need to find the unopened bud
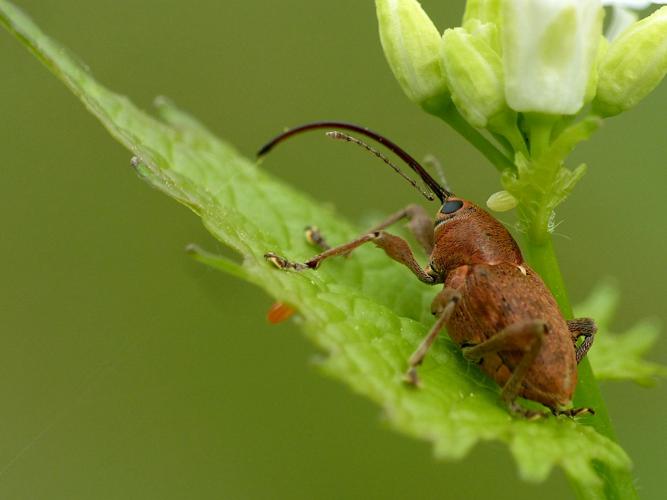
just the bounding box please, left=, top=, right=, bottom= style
left=463, top=0, right=501, bottom=27
left=463, top=0, right=502, bottom=54
left=442, top=28, right=506, bottom=128
left=595, top=6, right=667, bottom=117
left=502, top=0, right=603, bottom=115
left=375, top=0, right=449, bottom=110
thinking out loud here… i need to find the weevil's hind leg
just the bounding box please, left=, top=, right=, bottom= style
left=404, top=288, right=461, bottom=386
left=462, top=320, right=548, bottom=419
left=567, top=318, right=597, bottom=364
left=265, top=230, right=438, bottom=284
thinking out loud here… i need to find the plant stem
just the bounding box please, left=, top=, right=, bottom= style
left=437, top=107, right=516, bottom=173
left=522, top=237, right=638, bottom=500
left=527, top=113, right=557, bottom=159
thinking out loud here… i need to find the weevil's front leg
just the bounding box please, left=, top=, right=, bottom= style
left=265, top=230, right=438, bottom=284
left=462, top=320, right=547, bottom=419
left=567, top=318, right=597, bottom=364
left=305, top=204, right=434, bottom=255
left=364, top=204, right=434, bottom=254
left=404, top=288, right=461, bottom=386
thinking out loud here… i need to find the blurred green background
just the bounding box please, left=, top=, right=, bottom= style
left=1, top=1, right=666, bottom=499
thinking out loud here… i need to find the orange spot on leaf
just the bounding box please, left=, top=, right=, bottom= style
left=267, top=301, right=296, bottom=324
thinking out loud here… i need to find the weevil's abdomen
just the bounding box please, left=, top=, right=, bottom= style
left=445, top=262, right=577, bottom=409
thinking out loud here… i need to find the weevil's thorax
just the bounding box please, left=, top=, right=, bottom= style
left=430, top=199, right=523, bottom=274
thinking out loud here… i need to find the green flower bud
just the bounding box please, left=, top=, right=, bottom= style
left=502, top=0, right=604, bottom=115
left=487, top=190, right=518, bottom=212
left=463, top=19, right=501, bottom=55
left=463, top=0, right=501, bottom=27
left=595, top=6, right=667, bottom=117
left=462, top=0, right=502, bottom=53
left=375, top=0, right=448, bottom=110
left=442, top=27, right=506, bottom=128
left=584, top=35, right=609, bottom=105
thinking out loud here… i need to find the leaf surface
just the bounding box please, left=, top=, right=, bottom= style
left=576, top=281, right=667, bottom=386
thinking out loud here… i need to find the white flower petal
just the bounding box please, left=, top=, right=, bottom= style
left=502, top=0, right=604, bottom=114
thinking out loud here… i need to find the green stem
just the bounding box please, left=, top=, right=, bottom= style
left=490, top=111, right=529, bottom=158
left=527, top=113, right=556, bottom=159
left=522, top=238, right=638, bottom=500
left=437, top=107, right=516, bottom=173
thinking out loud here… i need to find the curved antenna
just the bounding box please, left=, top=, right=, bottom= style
left=326, top=131, right=434, bottom=201
left=257, top=121, right=451, bottom=202
left=422, top=154, right=452, bottom=194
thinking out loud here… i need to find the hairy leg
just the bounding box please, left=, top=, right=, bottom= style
left=462, top=320, right=547, bottom=418
left=364, top=204, right=434, bottom=255
left=567, top=318, right=597, bottom=364
left=265, top=229, right=438, bottom=284
left=404, top=288, right=461, bottom=386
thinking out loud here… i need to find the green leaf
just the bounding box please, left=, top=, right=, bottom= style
left=575, top=280, right=667, bottom=386
left=0, top=0, right=631, bottom=493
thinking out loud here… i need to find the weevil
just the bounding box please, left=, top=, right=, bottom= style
left=259, top=122, right=596, bottom=418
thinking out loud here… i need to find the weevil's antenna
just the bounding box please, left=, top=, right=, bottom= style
left=257, top=121, right=451, bottom=202
left=422, top=154, right=453, bottom=194
left=325, top=131, right=434, bottom=201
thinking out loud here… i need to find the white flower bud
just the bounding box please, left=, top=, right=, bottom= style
left=502, top=0, right=604, bottom=115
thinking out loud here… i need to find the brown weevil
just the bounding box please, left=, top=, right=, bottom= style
left=259, top=122, right=596, bottom=419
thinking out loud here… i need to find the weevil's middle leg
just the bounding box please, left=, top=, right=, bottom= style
left=404, top=288, right=461, bottom=386
left=567, top=317, right=597, bottom=364
left=462, top=320, right=547, bottom=419
left=304, top=226, right=331, bottom=251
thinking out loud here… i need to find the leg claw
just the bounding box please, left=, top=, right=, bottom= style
left=304, top=226, right=331, bottom=251
left=552, top=407, right=595, bottom=418
left=264, top=252, right=311, bottom=271
left=403, top=367, right=421, bottom=388
left=264, top=252, right=290, bottom=269
left=508, top=401, right=548, bottom=420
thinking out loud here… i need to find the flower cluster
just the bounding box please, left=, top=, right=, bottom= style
left=376, top=0, right=667, bottom=121
left=375, top=0, right=667, bottom=231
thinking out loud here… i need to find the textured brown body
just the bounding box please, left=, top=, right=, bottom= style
left=431, top=201, right=577, bottom=408
left=444, top=263, right=577, bottom=408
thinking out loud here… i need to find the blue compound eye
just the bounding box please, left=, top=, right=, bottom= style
left=441, top=200, right=463, bottom=214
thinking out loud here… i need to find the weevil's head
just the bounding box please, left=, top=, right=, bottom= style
left=430, top=197, right=524, bottom=273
